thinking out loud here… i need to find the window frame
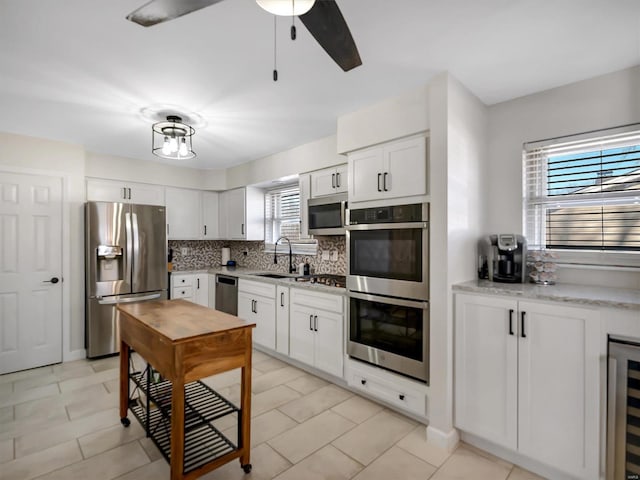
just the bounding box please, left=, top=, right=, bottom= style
left=523, top=124, right=640, bottom=269
left=263, top=183, right=317, bottom=256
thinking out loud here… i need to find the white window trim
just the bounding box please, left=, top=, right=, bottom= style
left=523, top=123, right=640, bottom=268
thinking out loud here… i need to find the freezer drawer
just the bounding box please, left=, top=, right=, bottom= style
left=86, top=291, right=167, bottom=358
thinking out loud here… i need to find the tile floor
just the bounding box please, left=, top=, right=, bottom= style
left=0, top=351, right=544, bottom=480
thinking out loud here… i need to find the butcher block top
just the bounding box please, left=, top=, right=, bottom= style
left=117, top=299, right=255, bottom=343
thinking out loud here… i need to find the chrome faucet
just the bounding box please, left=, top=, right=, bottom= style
left=274, top=236, right=295, bottom=274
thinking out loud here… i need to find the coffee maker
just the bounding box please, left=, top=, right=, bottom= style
left=478, top=234, right=527, bottom=283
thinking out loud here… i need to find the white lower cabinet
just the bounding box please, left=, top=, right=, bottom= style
left=193, top=274, right=209, bottom=307
left=171, top=274, right=194, bottom=301
left=454, top=293, right=600, bottom=479
left=171, top=273, right=209, bottom=307
left=238, top=280, right=276, bottom=350
left=276, top=286, right=289, bottom=355
left=289, top=288, right=344, bottom=377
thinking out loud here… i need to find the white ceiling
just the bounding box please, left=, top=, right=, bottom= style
left=1, top=0, right=639, bottom=169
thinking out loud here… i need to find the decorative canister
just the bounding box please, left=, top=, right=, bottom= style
left=527, top=250, right=558, bottom=285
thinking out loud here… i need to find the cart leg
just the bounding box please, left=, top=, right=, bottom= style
left=170, top=379, right=185, bottom=480
left=239, top=340, right=252, bottom=470
left=119, top=341, right=130, bottom=426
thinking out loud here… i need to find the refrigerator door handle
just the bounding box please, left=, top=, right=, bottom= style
left=131, top=212, right=140, bottom=287
left=125, top=212, right=133, bottom=286
left=98, top=293, right=161, bottom=305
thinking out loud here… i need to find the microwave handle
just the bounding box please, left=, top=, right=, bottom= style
left=349, top=290, right=428, bottom=310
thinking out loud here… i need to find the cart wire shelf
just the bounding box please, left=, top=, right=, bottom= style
left=128, top=369, right=241, bottom=475
left=129, top=370, right=239, bottom=432
left=129, top=401, right=237, bottom=474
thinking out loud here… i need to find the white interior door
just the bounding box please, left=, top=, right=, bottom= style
left=0, top=172, right=63, bottom=374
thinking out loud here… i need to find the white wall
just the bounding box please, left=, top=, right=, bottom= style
left=337, top=84, right=430, bottom=154
left=486, top=66, right=640, bottom=288
left=86, top=152, right=226, bottom=190
left=0, top=132, right=86, bottom=357
left=225, top=135, right=344, bottom=189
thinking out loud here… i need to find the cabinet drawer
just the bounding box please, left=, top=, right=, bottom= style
left=346, top=361, right=426, bottom=417
left=238, top=279, right=276, bottom=298
left=290, top=288, right=343, bottom=314
left=172, top=286, right=193, bottom=299
left=172, top=275, right=193, bottom=287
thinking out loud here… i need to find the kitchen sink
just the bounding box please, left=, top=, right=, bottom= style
left=250, top=273, right=290, bottom=279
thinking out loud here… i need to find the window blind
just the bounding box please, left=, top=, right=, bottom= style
left=524, top=126, right=640, bottom=255
left=264, top=184, right=317, bottom=255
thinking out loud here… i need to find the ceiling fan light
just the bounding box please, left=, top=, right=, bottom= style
left=256, top=0, right=315, bottom=16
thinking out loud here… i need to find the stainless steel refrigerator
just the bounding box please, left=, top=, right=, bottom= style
left=85, top=201, right=167, bottom=357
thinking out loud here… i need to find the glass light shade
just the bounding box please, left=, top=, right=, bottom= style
left=152, top=115, right=196, bottom=160
left=256, top=0, right=315, bottom=16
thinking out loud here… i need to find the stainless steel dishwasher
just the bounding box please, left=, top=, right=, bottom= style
left=215, top=274, right=238, bottom=315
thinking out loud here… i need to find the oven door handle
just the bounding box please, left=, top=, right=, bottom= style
left=346, top=222, right=428, bottom=231
left=348, top=291, right=429, bottom=309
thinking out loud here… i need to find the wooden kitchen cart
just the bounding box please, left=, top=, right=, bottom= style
left=117, top=299, right=255, bottom=480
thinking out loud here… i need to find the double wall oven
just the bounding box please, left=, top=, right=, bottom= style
left=346, top=203, right=430, bottom=383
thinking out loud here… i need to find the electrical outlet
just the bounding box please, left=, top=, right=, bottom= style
left=180, top=247, right=189, bottom=256
left=330, top=250, right=338, bottom=261
left=321, top=250, right=330, bottom=260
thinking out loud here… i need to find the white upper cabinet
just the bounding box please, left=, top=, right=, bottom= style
left=348, top=135, right=427, bottom=203
left=165, top=188, right=220, bottom=240
left=310, top=164, right=348, bottom=198
left=219, top=187, right=264, bottom=241
left=86, top=178, right=165, bottom=205
left=202, top=191, right=219, bottom=240
left=165, top=187, right=202, bottom=240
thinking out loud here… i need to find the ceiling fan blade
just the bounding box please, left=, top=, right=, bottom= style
left=126, top=0, right=225, bottom=27
left=299, top=0, right=362, bottom=72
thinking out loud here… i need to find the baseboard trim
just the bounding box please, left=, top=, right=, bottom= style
left=426, top=425, right=460, bottom=452
left=64, top=349, right=86, bottom=362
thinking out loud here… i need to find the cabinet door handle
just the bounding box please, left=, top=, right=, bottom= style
left=332, top=173, right=336, bottom=188
left=280, top=292, right=284, bottom=307
left=377, top=173, right=382, bottom=192
left=254, top=300, right=258, bottom=314
left=309, top=314, right=313, bottom=331
left=336, top=172, right=341, bottom=188
left=383, top=172, right=389, bottom=191
left=314, top=315, right=318, bottom=332
left=241, top=223, right=244, bottom=235
left=122, top=187, right=127, bottom=200
left=399, top=394, right=405, bottom=401
left=128, top=188, right=132, bottom=200
left=197, top=278, right=200, bottom=289
left=508, top=309, right=514, bottom=335
left=361, top=379, right=367, bottom=385
left=521, top=311, right=527, bottom=338
left=204, top=225, right=207, bottom=236
left=181, top=290, right=185, bottom=295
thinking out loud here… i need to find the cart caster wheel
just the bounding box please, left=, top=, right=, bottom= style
left=120, top=417, right=131, bottom=427
left=242, top=464, right=252, bottom=473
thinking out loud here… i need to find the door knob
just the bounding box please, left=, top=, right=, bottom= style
left=44, top=277, right=60, bottom=284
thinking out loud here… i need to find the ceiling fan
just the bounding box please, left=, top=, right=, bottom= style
left=126, top=0, right=362, bottom=72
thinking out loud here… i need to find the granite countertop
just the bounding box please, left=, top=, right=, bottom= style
left=172, top=267, right=347, bottom=295
left=453, top=279, right=640, bottom=310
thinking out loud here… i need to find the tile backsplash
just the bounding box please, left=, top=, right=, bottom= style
left=169, top=237, right=346, bottom=275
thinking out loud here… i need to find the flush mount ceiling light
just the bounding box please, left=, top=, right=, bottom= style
left=255, top=0, right=315, bottom=16
left=151, top=115, right=196, bottom=160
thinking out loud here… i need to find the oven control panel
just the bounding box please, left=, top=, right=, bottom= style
left=349, top=203, right=426, bottom=224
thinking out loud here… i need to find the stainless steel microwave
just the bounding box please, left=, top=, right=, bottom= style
left=308, top=193, right=347, bottom=235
